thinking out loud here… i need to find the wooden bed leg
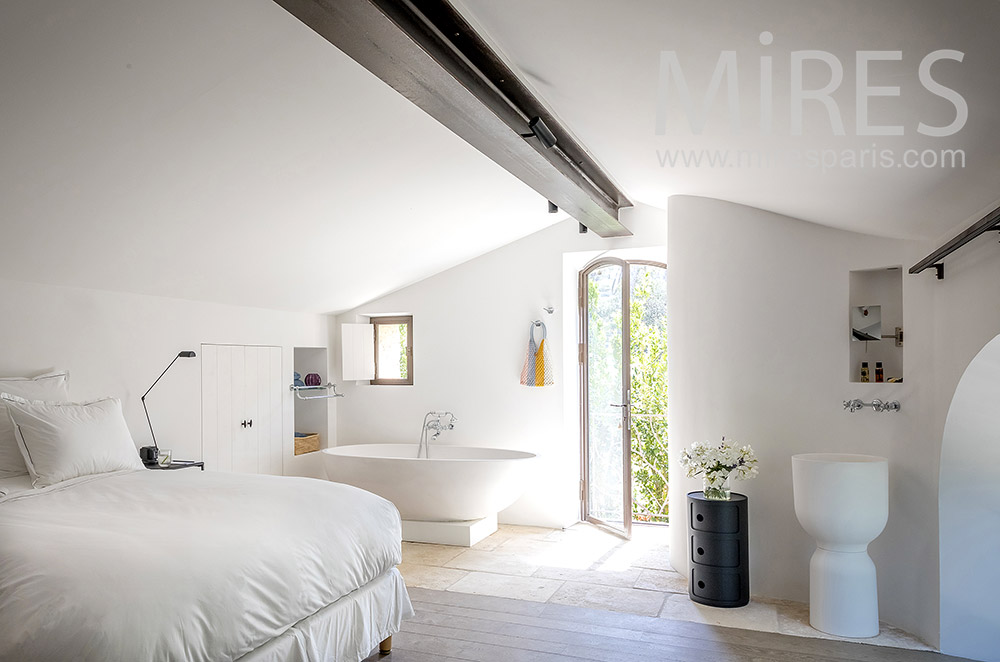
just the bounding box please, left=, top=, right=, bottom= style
left=379, top=636, right=392, bottom=654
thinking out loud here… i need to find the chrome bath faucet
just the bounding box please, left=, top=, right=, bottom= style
left=417, top=411, right=458, bottom=458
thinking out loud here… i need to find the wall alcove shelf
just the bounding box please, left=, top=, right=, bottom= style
left=291, top=347, right=332, bottom=473
left=910, top=204, right=1000, bottom=279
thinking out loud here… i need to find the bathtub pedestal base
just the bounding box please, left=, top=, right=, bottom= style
left=402, top=513, right=498, bottom=547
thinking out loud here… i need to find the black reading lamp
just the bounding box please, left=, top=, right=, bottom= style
left=139, top=351, right=196, bottom=464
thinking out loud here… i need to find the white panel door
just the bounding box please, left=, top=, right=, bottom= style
left=202, top=344, right=283, bottom=475
left=246, top=345, right=283, bottom=475
left=234, top=345, right=257, bottom=474
left=232, top=345, right=248, bottom=473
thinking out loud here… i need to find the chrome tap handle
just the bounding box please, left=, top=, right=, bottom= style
left=843, top=398, right=901, bottom=413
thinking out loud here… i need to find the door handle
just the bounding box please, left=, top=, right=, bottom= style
left=609, top=403, right=629, bottom=408
left=241, top=420, right=248, bottom=428
left=247, top=419, right=253, bottom=428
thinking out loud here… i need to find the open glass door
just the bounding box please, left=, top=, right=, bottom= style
left=581, top=259, right=631, bottom=538
left=581, top=258, right=669, bottom=538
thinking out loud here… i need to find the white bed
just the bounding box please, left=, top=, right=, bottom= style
left=0, top=469, right=414, bottom=662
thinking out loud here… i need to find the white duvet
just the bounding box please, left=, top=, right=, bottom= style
left=0, top=469, right=404, bottom=662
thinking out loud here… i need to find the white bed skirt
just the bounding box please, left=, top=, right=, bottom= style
left=238, top=568, right=413, bottom=662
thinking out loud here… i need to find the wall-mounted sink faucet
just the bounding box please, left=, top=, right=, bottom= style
left=843, top=398, right=901, bottom=413
left=417, top=411, right=458, bottom=458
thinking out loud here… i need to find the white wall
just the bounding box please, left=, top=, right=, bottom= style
left=666, top=195, right=1000, bottom=652
left=332, top=205, right=667, bottom=528
left=0, top=278, right=331, bottom=477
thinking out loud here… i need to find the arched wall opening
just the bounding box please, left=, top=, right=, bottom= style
left=939, top=332, right=1000, bottom=661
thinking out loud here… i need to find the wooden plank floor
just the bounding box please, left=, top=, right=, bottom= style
left=364, top=587, right=973, bottom=662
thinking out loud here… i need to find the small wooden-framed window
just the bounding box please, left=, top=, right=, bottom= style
left=370, top=316, right=413, bottom=385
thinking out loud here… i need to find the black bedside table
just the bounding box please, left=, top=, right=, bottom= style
left=145, top=460, right=204, bottom=471
left=687, top=491, right=750, bottom=607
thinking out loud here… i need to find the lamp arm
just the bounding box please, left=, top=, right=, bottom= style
left=141, top=355, right=181, bottom=402
left=141, top=354, right=182, bottom=451
left=141, top=396, right=158, bottom=450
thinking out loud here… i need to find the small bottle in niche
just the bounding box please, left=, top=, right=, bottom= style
left=860, top=361, right=870, bottom=383
left=875, top=361, right=884, bottom=383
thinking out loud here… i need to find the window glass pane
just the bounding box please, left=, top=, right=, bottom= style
left=586, top=264, right=624, bottom=529
left=397, top=324, right=408, bottom=379
left=376, top=323, right=405, bottom=380
left=629, top=263, right=668, bottom=523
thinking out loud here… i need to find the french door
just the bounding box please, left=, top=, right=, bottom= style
left=581, top=259, right=668, bottom=538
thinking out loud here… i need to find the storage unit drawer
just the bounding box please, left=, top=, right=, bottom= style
left=689, top=499, right=741, bottom=533
left=690, top=531, right=742, bottom=568
left=690, top=566, right=744, bottom=605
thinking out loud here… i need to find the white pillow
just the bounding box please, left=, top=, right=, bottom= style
left=2, top=395, right=143, bottom=487
left=0, top=371, right=70, bottom=478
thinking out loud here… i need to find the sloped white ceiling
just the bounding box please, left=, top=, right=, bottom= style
left=0, top=0, right=560, bottom=313
left=456, top=0, right=1000, bottom=241
left=4, top=1, right=998, bottom=314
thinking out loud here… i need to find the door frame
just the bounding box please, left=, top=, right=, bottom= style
left=579, top=257, right=632, bottom=538
left=579, top=258, right=668, bottom=538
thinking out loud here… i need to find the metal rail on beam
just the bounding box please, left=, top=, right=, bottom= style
left=910, top=204, right=1000, bottom=279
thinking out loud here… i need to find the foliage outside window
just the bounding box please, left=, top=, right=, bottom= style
left=628, top=266, right=668, bottom=523
left=371, top=316, right=413, bottom=385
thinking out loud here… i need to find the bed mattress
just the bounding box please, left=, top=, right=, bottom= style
left=0, top=469, right=405, bottom=661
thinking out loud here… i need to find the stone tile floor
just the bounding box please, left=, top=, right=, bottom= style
left=399, top=522, right=932, bottom=652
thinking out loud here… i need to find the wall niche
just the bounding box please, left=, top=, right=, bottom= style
left=849, top=267, right=903, bottom=383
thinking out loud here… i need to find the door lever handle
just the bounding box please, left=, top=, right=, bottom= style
left=609, top=403, right=629, bottom=408
left=241, top=420, right=248, bottom=428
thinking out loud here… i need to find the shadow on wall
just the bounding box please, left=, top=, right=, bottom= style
left=939, top=332, right=1000, bottom=662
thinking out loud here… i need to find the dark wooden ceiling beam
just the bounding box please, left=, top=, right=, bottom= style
left=273, top=0, right=632, bottom=237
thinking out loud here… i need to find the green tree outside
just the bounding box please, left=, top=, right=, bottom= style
left=629, top=266, right=668, bottom=523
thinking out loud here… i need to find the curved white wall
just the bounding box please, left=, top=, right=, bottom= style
left=939, top=334, right=1000, bottom=661
left=666, top=196, right=938, bottom=643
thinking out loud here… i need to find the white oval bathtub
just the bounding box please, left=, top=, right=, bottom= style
left=322, top=444, right=536, bottom=522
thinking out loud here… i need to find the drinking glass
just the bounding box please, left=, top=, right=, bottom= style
left=157, top=449, right=172, bottom=467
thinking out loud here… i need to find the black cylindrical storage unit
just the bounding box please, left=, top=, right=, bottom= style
left=687, top=491, right=749, bottom=607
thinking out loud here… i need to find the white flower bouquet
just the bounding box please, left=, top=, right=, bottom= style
left=679, top=437, right=758, bottom=500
